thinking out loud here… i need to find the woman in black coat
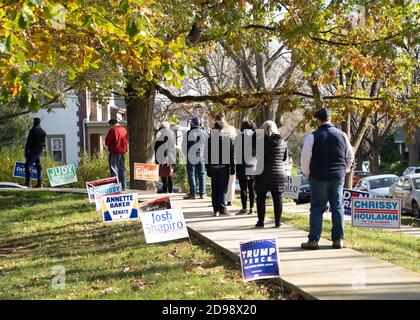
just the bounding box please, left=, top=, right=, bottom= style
left=254, top=120, right=288, bottom=228
left=235, top=121, right=257, bottom=215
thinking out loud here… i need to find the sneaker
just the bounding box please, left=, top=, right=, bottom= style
left=23, top=183, right=31, bottom=188
left=183, top=194, right=196, bottom=200
left=301, top=240, right=319, bottom=250
left=332, top=240, right=344, bottom=249
left=255, top=222, right=264, bottom=228
left=213, top=211, right=220, bottom=217
left=235, top=209, right=247, bottom=215
left=200, top=194, right=205, bottom=199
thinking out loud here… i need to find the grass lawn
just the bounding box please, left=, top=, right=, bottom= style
left=267, top=209, right=420, bottom=273
left=0, top=191, right=284, bottom=300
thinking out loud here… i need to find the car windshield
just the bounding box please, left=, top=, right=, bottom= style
left=369, top=177, right=397, bottom=189
left=413, top=178, right=420, bottom=190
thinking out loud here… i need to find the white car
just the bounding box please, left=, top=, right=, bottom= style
left=353, top=174, right=398, bottom=198
left=0, top=182, right=28, bottom=189
left=402, top=167, right=420, bottom=176
left=389, top=173, right=420, bottom=218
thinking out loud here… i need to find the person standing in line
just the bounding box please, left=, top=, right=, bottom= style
left=300, top=108, right=354, bottom=250
left=254, top=120, right=288, bottom=228
left=235, top=120, right=257, bottom=215
left=215, top=114, right=237, bottom=206
left=105, top=118, right=129, bottom=191
left=24, top=117, right=46, bottom=188
left=184, top=117, right=208, bottom=199
left=205, top=121, right=235, bottom=217
left=155, top=121, right=175, bottom=193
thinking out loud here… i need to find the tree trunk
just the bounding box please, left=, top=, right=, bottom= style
left=125, top=82, right=156, bottom=191
left=371, top=126, right=380, bottom=174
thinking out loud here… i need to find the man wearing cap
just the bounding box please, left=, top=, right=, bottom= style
left=24, top=117, right=46, bottom=188
left=184, top=117, right=208, bottom=199
left=105, top=119, right=129, bottom=191
left=300, top=108, right=354, bottom=250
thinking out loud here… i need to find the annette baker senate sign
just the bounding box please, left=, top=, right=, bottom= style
left=351, top=198, right=401, bottom=229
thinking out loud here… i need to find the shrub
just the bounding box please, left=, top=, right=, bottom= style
left=388, top=160, right=408, bottom=176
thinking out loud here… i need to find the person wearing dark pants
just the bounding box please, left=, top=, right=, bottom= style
left=210, top=165, right=230, bottom=214
left=205, top=121, right=235, bottom=217
left=160, top=174, right=173, bottom=193
left=155, top=121, right=176, bottom=194
left=256, top=191, right=282, bottom=226
left=24, top=118, right=46, bottom=188
left=105, top=118, right=129, bottom=190
left=300, top=108, right=354, bottom=250
left=254, top=121, right=288, bottom=228
left=235, top=120, right=257, bottom=215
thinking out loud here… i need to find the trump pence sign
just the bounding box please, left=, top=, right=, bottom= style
left=239, top=238, right=281, bottom=282
left=351, top=198, right=401, bottom=229
left=101, top=193, right=138, bottom=223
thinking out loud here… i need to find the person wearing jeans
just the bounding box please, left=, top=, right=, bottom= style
left=184, top=117, right=208, bottom=199
left=300, top=108, right=354, bottom=250
left=105, top=118, right=129, bottom=191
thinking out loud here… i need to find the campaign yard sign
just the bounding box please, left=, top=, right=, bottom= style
left=283, top=176, right=301, bottom=200
left=101, top=193, right=138, bottom=223
left=134, top=163, right=159, bottom=181
left=351, top=198, right=401, bottom=229
left=138, top=196, right=171, bottom=213
left=47, top=164, right=77, bottom=187
left=94, top=183, right=122, bottom=211
left=140, top=208, right=189, bottom=243
left=13, top=161, right=37, bottom=179
left=86, top=177, right=119, bottom=202
left=343, top=188, right=370, bottom=215
left=239, top=238, right=281, bottom=282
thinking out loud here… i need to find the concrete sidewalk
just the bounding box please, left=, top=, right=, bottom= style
left=171, top=196, right=420, bottom=300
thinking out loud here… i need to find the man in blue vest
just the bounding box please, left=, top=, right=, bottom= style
left=300, top=108, right=354, bottom=249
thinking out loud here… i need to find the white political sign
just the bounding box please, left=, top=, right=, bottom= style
left=101, top=193, right=138, bottom=223
left=140, top=208, right=189, bottom=243
left=94, top=183, right=122, bottom=211
left=283, top=175, right=301, bottom=200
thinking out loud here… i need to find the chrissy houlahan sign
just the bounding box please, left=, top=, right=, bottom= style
left=239, top=238, right=281, bottom=282
left=140, top=208, right=189, bottom=244
left=351, top=198, right=401, bottom=229
left=101, top=193, right=139, bottom=223
left=283, top=176, right=301, bottom=200
left=46, top=164, right=77, bottom=187
left=94, top=183, right=122, bottom=211
left=86, top=177, right=119, bottom=203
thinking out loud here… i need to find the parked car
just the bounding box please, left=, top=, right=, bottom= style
left=389, top=173, right=420, bottom=218
left=0, top=182, right=28, bottom=189
left=352, top=170, right=372, bottom=187
left=353, top=174, right=398, bottom=197
left=402, top=167, right=420, bottom=175
left=294, top=176, right=311, bottom=204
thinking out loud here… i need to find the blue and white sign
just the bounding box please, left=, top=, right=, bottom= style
left=239, top=238, right=281, bottom=282
left=101, top=193, right=138, bottom=223
left=140, top=208, right=189, bottom=244
left=351, top=198, right=401, bottom=229
left=13, top=161, right=37, bottom=179
left=343, top=189, right=370, bottom=215
left=94, top=183, right=122, bottom=211
left=283, top=176, right=301, bottom=200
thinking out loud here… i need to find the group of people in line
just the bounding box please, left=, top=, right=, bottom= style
left=24, top=107, right=354, bottom=250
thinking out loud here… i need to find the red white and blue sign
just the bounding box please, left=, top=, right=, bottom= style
left=239, top=238, right=281, bottom=282
left=13, top=161, right=38, bottom=179
left=343, top=189, right=370, bottom=215
left=351, top=198, right=401, bottom=229
left=101, top=193, right=138, bottom=223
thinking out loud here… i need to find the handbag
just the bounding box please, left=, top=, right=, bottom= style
left=159, top=165, right=173, bottom=177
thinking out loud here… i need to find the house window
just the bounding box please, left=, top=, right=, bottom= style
left=52, top=138, right=64, bottom=163
left=46, top=135, right=67, bottom=163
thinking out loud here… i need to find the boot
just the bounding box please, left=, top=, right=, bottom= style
left=301, top=240, right=319, bottom=250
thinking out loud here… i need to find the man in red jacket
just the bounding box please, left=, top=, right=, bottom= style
left=105, top=119, right=129, bottom=190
